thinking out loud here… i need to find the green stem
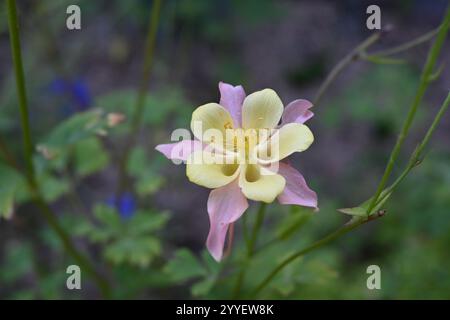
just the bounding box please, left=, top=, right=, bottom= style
left=7, top=0, right=34, bottom=181
left=116, top=0, right=162, bottom=194
left=6, top=0, right=110, bottom=298
left=414, top=93, right=450, bottom=157
left=278, top=83, right=450, bottom=303
left=229, top=90, right=448, bottom=297
left=33, top=194, right=110, bottom=297
left=250, top=212, right=384, bottom=298
left=248, top=203, right=266, bottom=256
left=313, top=33, right=380, bottom=106
left=373, top=92, right=450, bottom=207
left=314, top=25, right=445, bottom=107
left=248, top=17, right=450, bottom=298
left=242, top=212, right=249, bottom=248
left=232, top=203, right=266, bottom=299
left=130, top=0, right=162, bottom=137
left=367, top=5, right=450, bottom=214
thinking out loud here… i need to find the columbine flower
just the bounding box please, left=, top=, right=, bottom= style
left=156, top=82, right=317, bottom=261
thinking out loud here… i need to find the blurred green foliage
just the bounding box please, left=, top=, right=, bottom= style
left=76, top=204, right=169, bottom=268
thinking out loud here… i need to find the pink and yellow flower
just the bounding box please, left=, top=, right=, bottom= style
left=156, top=82, right=317, bottom=261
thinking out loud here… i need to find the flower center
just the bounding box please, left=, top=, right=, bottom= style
left=224, top=128, right=272, bottom=164
left=223, top=121, right=233, bottom=130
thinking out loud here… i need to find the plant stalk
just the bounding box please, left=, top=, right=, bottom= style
left=116, top=0, right=162, bottom=195
left=7, top=0, right=35, bottom=181
left=367, top=5, right=450, bottom=213
left=7, top=0, right=110, bottom=298
left=250, top=212, right=384, bottom=298
left=372, top=92, right=450, bottom=207
left=232, top=203, right=266, bottom=299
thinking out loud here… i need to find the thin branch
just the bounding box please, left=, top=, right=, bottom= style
left=373, top=92, right=450, bottom=207
left=368, top=27, right=440, bottom=57
left=250, top=212, right=385, bottom=298
left=314, top=25, right=444, bottom=107
left=232, top=203, right=266, bottom=299
left=367, top=5, right=450, bottom=213
left=116, top=0, right=162, bottom=195
left=6, top=0, right=110, bottom=298
left=248, top=8, right=450, bottom=299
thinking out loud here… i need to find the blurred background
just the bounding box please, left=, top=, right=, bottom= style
left=0, top=0, right=449, bottom=299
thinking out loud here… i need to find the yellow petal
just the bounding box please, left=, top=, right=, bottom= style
left=256, top=123, right=314, bottom=163
left=242, top=89, right=283, bottom=129
left=186, top=151, right=240, bottom=189
left=239, top=164, right=285, bottom=203
left=190, top=103, right=234, bottom=147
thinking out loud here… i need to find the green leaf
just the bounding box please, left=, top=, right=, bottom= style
left=129, top=210, right=169, bottom=235
left=360, top=190, right=392, bottom=215
left=38, top=174, right=70, bottom=202
left=164, top=249, right=207, bottom=282
left=87, top=227, right=116, bottom=244
left=337, top=206, right=368, bottom=217
left=83, top=206, right=169, bottom=267
left=95, top=87, right=191, bottom=130
left=104, top=236, right=161, bottom=268
left=191, top=276, right=216, bottom=297
left=127, top=147, right=165, bottom=196
left=0, top=163, right=26, bottom=219
left=201, top=249, right=221, bottom=274
left=339, top=189, right=392, bottom=220
left=0, top=243, right=33, bottom=284
left=37, top=109, right=114, bottom=161
left=127, top=147, right=147, bottom=176
left=93, top=204, right=122, bottom=230
left=136, top=172, right=164, bottom=196
left=73, top=138, right=109, bottom=177
left=189, top=250, right=222, bottom=297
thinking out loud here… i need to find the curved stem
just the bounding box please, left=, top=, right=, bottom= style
left=368, top=27, right=440, bottom=57
left=250, top=212, right=384, bottom=298
left=314, top=25, right=445, bottom=107
left=116, top=0, right=162, bottom=195
left=7, top=0, right=110, bottom=298
left=260, top=93, right=450, bottom=299
left=253, top=93, right=449, bottom=282
left=232, top=203, right=266, bottom=299
left=237, top=7, right=450, bottom=300
left=372, top=92, right=450, bottom=208
left=367, top=5, right=450, bottom=214
left=33, top=192, right=111, bottom=297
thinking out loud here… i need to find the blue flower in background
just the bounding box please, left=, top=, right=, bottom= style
left=107, top=193, right=136, bottom=220
left=71, top=78, right=92, bottom=109
left=49, top=77, right=92, bottom=113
